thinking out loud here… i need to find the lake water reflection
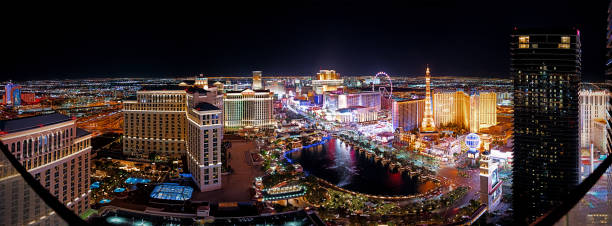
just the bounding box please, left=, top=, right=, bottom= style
left=287, top=138, right=425, bottom=196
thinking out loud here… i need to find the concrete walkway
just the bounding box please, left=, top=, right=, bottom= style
left=191, top=140, right=264, bottom=202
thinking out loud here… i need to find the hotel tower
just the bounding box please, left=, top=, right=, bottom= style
left=511, top=28, right=581, bottom=223
left=123, top=78, right=224, bottom=192
left=0, top=113, right=92, bottom=224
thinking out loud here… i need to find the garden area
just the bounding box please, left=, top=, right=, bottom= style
left=301, top=175, right=470, bottom=224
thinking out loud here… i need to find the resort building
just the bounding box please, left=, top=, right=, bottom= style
left=323, top=91, right=381, bottom=111
left=186, top=101, right=223, bottom=191
left=123, top=87, right=189, bottom=159
left=578, top=89, right=609, bottom=149
left=511, top=28, right=581, bottom=222
left=312, top=70, right=343, bottom=95
left=252, top=71, right=264, bottom=90
left=469, top=91, right=497, bottom=133
left=391, top=97, right=424, bottom=132
left=195, top=75, right=208, bottom=89
left=0, top=113, right=93, bottom=224
left=3, top=82, right=22, bottom=106
left=433, top=90, right=470, bottom=129
left=223, top=89, right=275, bottom=130
left=334, top=106, right=378, bottom=123
left=123, top=79, right=224, bottom=192
left=591, top=118, right=608, bottom=154
left=433, top=90, right=496, bottom=133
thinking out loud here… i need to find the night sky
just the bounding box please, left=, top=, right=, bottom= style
left=4, top=1, right=609, bottom=81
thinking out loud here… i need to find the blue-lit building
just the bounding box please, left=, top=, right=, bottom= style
left=3, top=82, right=21, bottom=106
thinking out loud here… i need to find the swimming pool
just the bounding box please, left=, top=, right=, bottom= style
left=150, top=183, right=193, bottom=201
left=114, top=187, right=126, bottom=193
left=125, top=177, right=151, bottom=184
left=90, top=181, right=101, bottom=189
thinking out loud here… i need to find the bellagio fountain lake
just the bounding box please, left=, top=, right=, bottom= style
left=287, top=137, right=434, bottom=196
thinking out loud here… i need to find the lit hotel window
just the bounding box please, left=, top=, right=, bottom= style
left=559, top=36, right=570, bottom=49
left=518, top=35, right=529, bottom=48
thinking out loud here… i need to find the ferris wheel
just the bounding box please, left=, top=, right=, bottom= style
left=371, top=71, right=393, bottom=98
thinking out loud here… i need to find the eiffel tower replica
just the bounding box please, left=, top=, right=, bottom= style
left=420, top=65, right=438, bottom=138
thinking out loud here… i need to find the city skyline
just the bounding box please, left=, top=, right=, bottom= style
left=3, top=1, right=608, bottom=82
left=0, top=1, right=610, bottom=225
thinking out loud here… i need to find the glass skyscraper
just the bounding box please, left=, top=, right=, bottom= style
left=511, top=28, right=582, bottom=223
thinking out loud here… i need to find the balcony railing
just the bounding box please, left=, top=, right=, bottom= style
left=532, top=149, right=612, bottom=225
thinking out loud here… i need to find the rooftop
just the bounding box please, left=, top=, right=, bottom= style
left=225, top=89, right=270, bottom=94
left=0, top=113, right=73, bottom=134
left=185, top=86, right=209, bottom=94
left=124, top=95, right=137, bottom=101
left=392, top=96, right=423, bottom=102
left=75, top=128, right=91, bottom=138
left=512, top=27, right=579, bottom=35
left=150, top=183, right=193, bottom=201
left=140, top=85, right=186, bottom=91
left=194, top=102, right=220, bottom=111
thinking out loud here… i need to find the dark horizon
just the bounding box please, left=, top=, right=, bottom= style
left=4, top=1, right=608, bottom=82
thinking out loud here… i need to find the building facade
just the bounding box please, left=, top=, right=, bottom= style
left=480, top=152, right=503, bottom=213
left=123, top=81, right=224, bottom=192
left=433, top=90, right=470, bottom=129
left=312, top=70, right=343, bottom=95
left=323, top=91, right=381, bottom=111
left=186, top=101, right=223, bottom=191
left=392, top=98, right=424, bottom=132
left=469, top=91, right=497, bottom=133
left=591, top=118, right=608, bottom=154
left=511, top=28, right=581, bottom=223
left=3, top=82, right=21, bottom=106
left=21, top=92, right=36, bottom=104
left=578, top=89, right=609, bottom=149
left=335, top=106, right=378, bottom=123
left=0, top=113, right=92, bottom=224
left=223, top=89, right=275, bottom=130
left=252, top=71, right=263, bottom=90
left=123, top=88, right=189, bottom=159
left=195, top=75, right=209, bottom=89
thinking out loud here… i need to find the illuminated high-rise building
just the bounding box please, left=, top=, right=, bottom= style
left=186, top=98, right=223, bottom=191
left=312, top=70, right=343, bottom=95
left=578, top=89, right=609, bottom=149
left=512, top=28, right=581, bottom=223
left=323, top=91, right=381, bottom=111
left=433, top=90, right=455, bottom=127
left=477, top=92, right=497, bottom=129
left=591, top=118, right=608, bottom=154
left=252, top=71, right=263, bottom=90
left=123, top=78, right=224, bottom=192
left=124, top=87, right=189, bottom=159
left=421, top=66, right=436, bottom=132
left=0, top=113, right=93, bottom=224
left=433, top=90, right=470, bottom=129
left=469, top=91, right=497, bottom=133
left=195, top=74, right=209, bottom=89
left=223, top=89, right=274, bottom=130
left=392, top=97, right=424, bottom=132
left=3, top=82, right=22, bottom=106
left=213, top=81, right=224, bottom=92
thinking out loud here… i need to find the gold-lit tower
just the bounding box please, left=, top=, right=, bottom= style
left=421, top=65, right=436, bottom=132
